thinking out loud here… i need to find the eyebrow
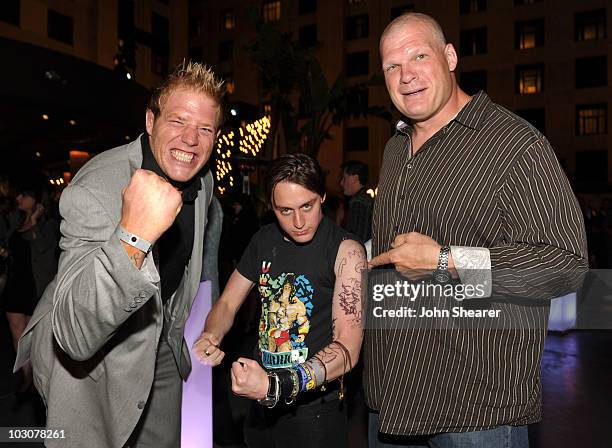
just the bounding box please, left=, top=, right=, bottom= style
left=275, top=199, right=316, bottom=210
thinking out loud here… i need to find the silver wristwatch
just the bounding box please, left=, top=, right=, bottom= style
left=118, top=227, right=152, bottom=254
left=432, top=245, right=451, bottom=284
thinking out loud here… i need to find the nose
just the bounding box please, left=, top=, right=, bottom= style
left=293, top=211, right=305, bottom=229
left=181, top=125, right=199, bottom=146
left=400, top=64, right=417, bottom=84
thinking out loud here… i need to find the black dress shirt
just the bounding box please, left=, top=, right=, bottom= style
left=140, top=135, right=203, bottom=303
left=364, top=92, right=588, bottom=435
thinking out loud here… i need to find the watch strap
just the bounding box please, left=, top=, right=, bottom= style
left=118, top=227, right=152, bottom=254
left=437, top=245, right=450, bottom=271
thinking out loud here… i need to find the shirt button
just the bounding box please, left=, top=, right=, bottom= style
left=124, top=307, right=132, bottom=313
left=400, top=195, right=405, bottom=200
left=137, top=400, right=146, bottom=409
left=130, top=302, right=138, bottom=309
left=139, top=291, right=148, bottom=299
left=407, top=164, right=413, bottom=169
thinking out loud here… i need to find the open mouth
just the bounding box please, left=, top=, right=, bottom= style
left=170, top=149, right=195, bottom=163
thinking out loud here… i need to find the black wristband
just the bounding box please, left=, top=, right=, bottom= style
left=277, top=369, right=294, bottom=399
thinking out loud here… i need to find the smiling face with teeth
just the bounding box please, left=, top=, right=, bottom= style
left=380, top=18, right=459, bottom=126
left=145, top=88, right=220, bottom=183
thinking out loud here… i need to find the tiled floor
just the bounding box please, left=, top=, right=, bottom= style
left=1, top=310, right=610, bottom=447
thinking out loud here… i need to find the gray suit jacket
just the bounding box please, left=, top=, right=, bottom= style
left=15, top=137, right=213, bottom=448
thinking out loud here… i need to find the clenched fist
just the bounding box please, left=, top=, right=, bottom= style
left=120, top=169, right=183, bottom=243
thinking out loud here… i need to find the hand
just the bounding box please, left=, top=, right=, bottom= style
left=230, top=357, right=268, bottom=400
left=120, top=169, right=183, bottom=243
left=369, top=232, right=445, bottom=279
left=193, top=332, right=224, bottom=366
left=31, top=203, right=44, bottom=222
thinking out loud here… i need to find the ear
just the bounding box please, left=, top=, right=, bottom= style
left=145, top=109, right=155, bottom=136
left=444, top=43, right=458, bottom=72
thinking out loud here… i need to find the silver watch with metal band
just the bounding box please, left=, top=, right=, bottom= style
left=432, top=245, right=451, bottom=284
left=118, top=227, right=152, bottom=254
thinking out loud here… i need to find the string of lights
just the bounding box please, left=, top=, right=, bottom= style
left=215, top=115, right=271, bottom=194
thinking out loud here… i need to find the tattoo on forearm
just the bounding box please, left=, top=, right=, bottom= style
left=331, top=317, right=337, bottom=339
left=130, top=252, right=144, bottom=267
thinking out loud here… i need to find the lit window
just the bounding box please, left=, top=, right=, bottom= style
left=221, top=9, right=235, bottom=30
left=575, top=9, right=606, bottom=41
left=226, top=79, right=235, bottom=95
left=262, top=1, right=281, bottom=22
left=515, top=19, right=544, bottom=49
left=516, top=65, right=543, bottom=94
left=222, top=74, right=235, bottom=95
left=577, top=104, right=607, bottom=135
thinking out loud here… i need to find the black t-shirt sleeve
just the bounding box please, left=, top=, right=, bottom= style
left=236, top=231, right=260, bottom=282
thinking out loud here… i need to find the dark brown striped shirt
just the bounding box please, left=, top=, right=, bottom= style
left=363, top=91, right=588, bottom=435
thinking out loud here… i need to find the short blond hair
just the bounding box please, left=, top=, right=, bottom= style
left=148, top=60, right=225, bottom=125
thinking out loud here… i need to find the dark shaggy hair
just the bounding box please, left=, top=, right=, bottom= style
left=266, top=153, right=325, bottom=204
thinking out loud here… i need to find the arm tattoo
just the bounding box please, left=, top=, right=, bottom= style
left=337, top=257, right=347, bottom=277
left=338, top=278, right=362, bottom=327
left=130, top=252, right=144, bottom=267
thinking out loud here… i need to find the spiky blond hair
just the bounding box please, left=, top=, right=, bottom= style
left=148, top=60, right=225, bottom=126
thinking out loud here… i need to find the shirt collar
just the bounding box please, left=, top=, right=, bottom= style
left=394, top=90, right=491, bottom=135
left=140, top=134, right=203, bottom=203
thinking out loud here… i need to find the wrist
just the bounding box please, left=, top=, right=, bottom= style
left=118, top=226, right=153, bottom=254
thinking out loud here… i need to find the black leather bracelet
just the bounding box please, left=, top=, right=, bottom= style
left=277, top=369, right=295, bottom=399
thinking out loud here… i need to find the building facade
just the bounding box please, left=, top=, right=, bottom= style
left=190, top=0, right=610, bottom=193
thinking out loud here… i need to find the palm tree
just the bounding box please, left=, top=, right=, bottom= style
left=246, top=18, right=390, bottom=159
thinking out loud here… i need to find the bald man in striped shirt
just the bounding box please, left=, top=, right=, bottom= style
left=364, top=12, right=588, bottom=448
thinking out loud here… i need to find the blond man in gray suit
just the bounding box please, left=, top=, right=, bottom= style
left=15, top=61, right=224, bottom=447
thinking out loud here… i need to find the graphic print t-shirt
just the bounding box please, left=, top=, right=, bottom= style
left=237, top=216, right=357, bottom=369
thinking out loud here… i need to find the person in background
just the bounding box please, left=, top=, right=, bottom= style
left=195, top=153, right=366, bottom=447
left=4, top=182, right=59, bottom=351
left=3, top=181, right=59, bottom=389
left=339, top=160, right=373, bottom=243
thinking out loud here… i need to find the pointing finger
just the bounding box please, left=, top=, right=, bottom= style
left=369, top=251, right=393, bottom=268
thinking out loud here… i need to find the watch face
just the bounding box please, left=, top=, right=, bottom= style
left=433, top=269, right=451, bottom=284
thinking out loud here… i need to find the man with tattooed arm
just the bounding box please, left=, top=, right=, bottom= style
left=195, top=153, right=366, bottom=447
